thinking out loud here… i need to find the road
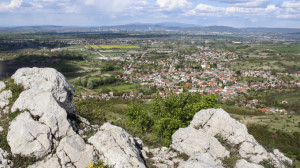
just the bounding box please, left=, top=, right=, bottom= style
left=169, top=52, right=178, bottom=73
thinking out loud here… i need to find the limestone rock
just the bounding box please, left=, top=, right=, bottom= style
left=28, top=155, right=60, bottom=168
left=235, top=159, right=263, bottom=168
left=178, top=153, right=223, bottom=168
left=239, top=141, right=269, bottom=163
left=171, top=126, right=229, bottom=161
left=0, top=148, right=13, bottom=168
left=190, top=108, right=292, bottom=166
left=12, top=90, right=75, bottom=138
left=0, top=126, right=3, bottom=132
left=56, top=134, right=94, bottom=168
left=12, top=67, right=75, bottom=114
left=7, top=112, right=53, bottom=159
left=88, top=122, right=146, bottom=168
left=190, top=108, right=252, bottom=145
left=148, top=147, right=184, bottom=168
left=0, top=90, right=12, bottom=109
left=0, top=81, right=5, bottom=92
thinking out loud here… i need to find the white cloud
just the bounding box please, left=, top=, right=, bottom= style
left=0, top=0, right=22, bottom=11
left=282, top=1, right=300, bottom=8
left=84, top=0, right=134, bottom=13
left=208, top=0, right=271, bottom=7
left=233, top=0, right=271, bottom=7
left=187, top=3, right=282, bottom=18
left=156, top=0, right=192, bottom=10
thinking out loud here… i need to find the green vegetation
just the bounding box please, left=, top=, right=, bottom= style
left=88, top=160, right=112, bottom=168
left=215, top=134, right=241, bottom=168
left=248, top=124, right=300, bottom=166
left=126, top=93, right=218, bottom=146
left=9, top=155, right=36, bottom=168
left=5, top=79, right=24, bottom=110
left=74, top=76, right=121, bottom=89
left=75, top=93, right=218, bottom=147
left=221, top=104, right=264, bottom=116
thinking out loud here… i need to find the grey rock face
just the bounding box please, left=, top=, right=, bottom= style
left=11, top=90, right=75, bottom=138
left=7, top=112, right=53, bottom=159
left=56, top=134, right=95, bottom=168
left=171, top=126, right=229, bottom=161
left=88, top=122, right=146, bottom=168
left=190, top=108, right=292, bottom=167
left=12, top=67, right=75, bottom=114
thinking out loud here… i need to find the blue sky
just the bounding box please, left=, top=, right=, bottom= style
left=0, top=0, right=300, bottom=28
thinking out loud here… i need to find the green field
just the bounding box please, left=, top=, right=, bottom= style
left=84, top=45, right=140, bottom=50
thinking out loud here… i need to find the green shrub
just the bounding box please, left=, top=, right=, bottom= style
left=88, top=160, right=111, bottom=168
left=126, top=93, right=218, bottom=146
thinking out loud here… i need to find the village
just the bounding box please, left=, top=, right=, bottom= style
left=75, top=40, right=300, bottom=115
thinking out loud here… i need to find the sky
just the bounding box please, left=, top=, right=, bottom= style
left=0, top=0, right=300, bottom=28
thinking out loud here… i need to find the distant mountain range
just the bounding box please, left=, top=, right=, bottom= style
left=1, top=22, right=300, bottom=34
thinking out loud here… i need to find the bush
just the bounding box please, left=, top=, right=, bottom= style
left=88, top=160, right=111, bottom=168
left=126, top=93, right=218, bottom=146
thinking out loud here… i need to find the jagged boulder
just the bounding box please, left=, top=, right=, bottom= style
left=171, top=126, right=229, bottom=162
left=56, top=134, right=95, bottom=168
left=190, top=108, right=292, bottom=167
left=12, top=67, right=75, bottom=114
left=88, top=122, right=146, bottom=168
left=11, top=90, right=75, bottom=138
left=7, top=112, right=53, bottom=159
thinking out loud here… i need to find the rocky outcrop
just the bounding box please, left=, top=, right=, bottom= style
left=171, top=126, right=229, bottom=163
left=190, top=108, right=293, bottom=167
left=56, top=134, right=95, bottom=168
left=1, top=68, right=293, bottom=168
left=12, top=67, right=75, bottom=114
left=7, top=68, right=77, bottom=159
left=7, top=112, right=53, bottom=158
left=5, top=67, right=148, bottom=168
left=11, top=90, right=75, bottom=138
left=88, top=122, right=146, bottom=168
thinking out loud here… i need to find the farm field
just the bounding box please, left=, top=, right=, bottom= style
left=84, top=45, right=140, bottom=50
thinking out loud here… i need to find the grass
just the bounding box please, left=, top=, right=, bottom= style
left=221, top=104, right=264, bottom=116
